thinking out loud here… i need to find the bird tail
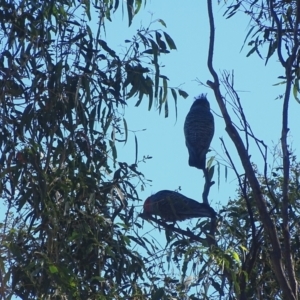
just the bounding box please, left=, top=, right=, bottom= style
left=189, top=153, right=206, bottom=170
left=182, top=203, right=216, bottom=219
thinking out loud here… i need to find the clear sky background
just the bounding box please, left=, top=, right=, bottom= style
left=2, top=0, right=300, bottom=297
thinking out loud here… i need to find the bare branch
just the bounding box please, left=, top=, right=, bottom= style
left=279, top=0, right=300, bottom=296
left=206, top=0, right=296, bottom=298
left=220, top=138, right=256, bottom=240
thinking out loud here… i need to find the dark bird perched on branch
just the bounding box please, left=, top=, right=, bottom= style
left=143, top=190, right=216, bottom=222
left=184, top=94, right=214, bottom=170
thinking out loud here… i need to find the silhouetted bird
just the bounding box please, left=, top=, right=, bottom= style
left=184, top=94, right=214, bottom=170
left=143, top=190, right=216, bottom=221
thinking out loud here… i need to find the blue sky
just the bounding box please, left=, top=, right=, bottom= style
left=103, top=2, right=300, bottom=290
left=103, top=0, right=297, bottom=211
left=3, top=0, right=300, bottom=297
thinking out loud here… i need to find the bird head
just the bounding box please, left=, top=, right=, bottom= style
left=143, top=196, right=153, bottom=214
left=192, top=94, right=210, bottom=110
left=143, top=193, right=162, bottom=215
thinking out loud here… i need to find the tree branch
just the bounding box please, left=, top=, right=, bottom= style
left=279, top=0, right=300, bottom=295
left=202, top=168, right=215, bottom=204
left=139, top=213, right=216, bottom=246
left=206, top=0, right=296, bottom=298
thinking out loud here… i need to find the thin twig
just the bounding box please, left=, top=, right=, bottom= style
left=220, top=138, right=256, bottom=240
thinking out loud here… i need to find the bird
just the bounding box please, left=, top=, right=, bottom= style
left=184, top=94, right=214, bottom=170
left=143, top=190, right=216, bottom=222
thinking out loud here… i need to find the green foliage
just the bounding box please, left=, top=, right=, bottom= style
left=0, top=0, right=188, bottom=299
left=1, top=0, right=299, bottom=299
left=146, top=157, right=300, bottom=299
left=212, top=157, right=300, bottom=299
left=224, top=0, right=300, bottom=101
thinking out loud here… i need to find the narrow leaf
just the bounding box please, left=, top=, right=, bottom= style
left=178, top=89, right=189, bottom=98
left=163, top=31, right=177, bottom=50
left=123, top=118, right=128, bottom=145
left=162, top=77, right=168, bottom=103
left=158, top=19, right=167, bottom=27
left=49, top=265, right=58, bottom=274
left=246, top=45, right=256, bottom=57
left=135, top=0, right=142, bottom=14
left=171, top=88, right=178, bottom=120
left=164, top=100, right=168, bottom=118
left=98, top=40, right=116, bottom=57
left=293, top=81, right=300, bottom=103
left=127, top=0, right=134, bottom=26
left=134, top=135, right=138, bottom=164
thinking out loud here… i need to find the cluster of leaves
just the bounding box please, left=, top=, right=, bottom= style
left=0, top=0, right=189, bottom=299
left=224, top=0, right=298, bottom=61
left=225, top=0, right=300, bottom=101
left=209, top=156, right=300, bottom=299
left=200, top=2, right=300, bottom=298
left=2, top=0, right=299, bottom=299
left=134, top=0, right=300, bottom=298
left=143, top=156, right=300, bottom=300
